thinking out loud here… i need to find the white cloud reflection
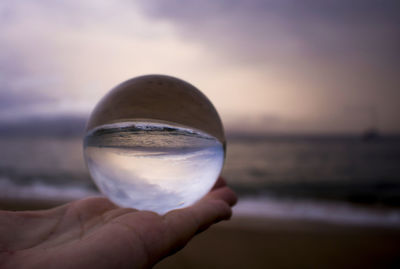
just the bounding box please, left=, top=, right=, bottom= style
left=84, top=144, right=224, bottom=214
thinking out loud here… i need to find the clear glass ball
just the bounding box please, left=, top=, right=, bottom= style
left=83, top=75, right=225, bottom=214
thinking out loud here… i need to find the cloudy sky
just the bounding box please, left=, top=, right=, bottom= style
left=0, top=0, right=399, bottom=133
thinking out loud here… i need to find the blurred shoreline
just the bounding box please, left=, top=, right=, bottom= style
left=2, top=134, right=400, bottom=209
left=2, top=191, right=400, bottom=229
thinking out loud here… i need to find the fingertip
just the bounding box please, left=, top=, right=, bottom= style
left=226, top=188, right=238, bottom=206
left=207, top=186, right=238, bottom=207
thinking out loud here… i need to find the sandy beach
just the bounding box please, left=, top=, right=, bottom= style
left=1, top=198, right=399, bottom=268
left=156, top=216, right=400, bottom=269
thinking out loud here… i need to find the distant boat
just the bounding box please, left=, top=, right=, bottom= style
left=361, top=106, right=381, bottom=141
left=362, top=128, right=380, bottom=141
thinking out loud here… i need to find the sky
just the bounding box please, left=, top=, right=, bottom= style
left=0, top=0, right=399, bottom=133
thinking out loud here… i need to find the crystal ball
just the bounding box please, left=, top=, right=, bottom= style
left=83, top=75, right=225, bottom=214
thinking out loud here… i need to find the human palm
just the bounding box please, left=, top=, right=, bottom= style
left=0, top=178, right=236, bottom=269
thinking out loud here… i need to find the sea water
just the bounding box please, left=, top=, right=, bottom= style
left=83, top=121, right=224, bottom=214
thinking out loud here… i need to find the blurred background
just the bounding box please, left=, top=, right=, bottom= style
left=1, top=1, right=400, bottom=268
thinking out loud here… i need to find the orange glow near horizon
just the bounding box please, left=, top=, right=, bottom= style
left=0, top=0, right=399, bottom=133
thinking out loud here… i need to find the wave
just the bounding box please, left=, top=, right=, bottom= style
left=2, top=176, right=400, bottom=228
left=234, top=196, right=400, bottom=228
left=0, top=176, right=99, bottom=201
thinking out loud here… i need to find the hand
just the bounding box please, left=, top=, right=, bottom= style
left=0, top=177, right=237, bottom=269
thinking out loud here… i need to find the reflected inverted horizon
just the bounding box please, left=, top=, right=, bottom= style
left=84, top=121, right=224, bottom=214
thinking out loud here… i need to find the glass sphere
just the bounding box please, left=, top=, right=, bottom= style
left=83, top=75, right=225, bottom=214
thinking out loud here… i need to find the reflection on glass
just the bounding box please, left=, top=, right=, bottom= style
left=83, top=75, right=225, bottom=214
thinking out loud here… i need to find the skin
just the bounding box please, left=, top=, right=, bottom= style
left=0, top=178, right=237, bottom=269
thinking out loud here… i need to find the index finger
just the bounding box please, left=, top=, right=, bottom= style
left=162, top=177, right=237, bottom=251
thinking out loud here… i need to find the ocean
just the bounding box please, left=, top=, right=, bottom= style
left=1, top=134, right=400, bottom=227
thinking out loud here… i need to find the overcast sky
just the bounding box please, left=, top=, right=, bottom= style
left=0, top=0, right=399, bottom=133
